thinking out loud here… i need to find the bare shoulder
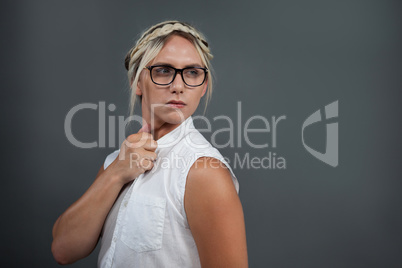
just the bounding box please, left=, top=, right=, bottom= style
left=184, top=156, right=241, bottom=224
left=184, top=157, right=248, bottom=267
left=186, top=157, right=237, bottom=197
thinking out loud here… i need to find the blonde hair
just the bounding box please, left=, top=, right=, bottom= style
left=124, top=20, right=214, bottom=116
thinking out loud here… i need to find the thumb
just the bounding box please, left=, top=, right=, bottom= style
left=138, top=123, right=151, bottom=133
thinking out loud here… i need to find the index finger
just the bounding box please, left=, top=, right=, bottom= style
left=138, top=123, right=151, bottom=134
left=143, top=138, right=158, bottom=151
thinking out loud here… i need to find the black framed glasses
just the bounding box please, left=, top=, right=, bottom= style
left=145, top=65, right=208, bottom=87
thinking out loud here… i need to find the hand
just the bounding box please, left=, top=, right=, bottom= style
left=108, top=123, right=158, bottom=185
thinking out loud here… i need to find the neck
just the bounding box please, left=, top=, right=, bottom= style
left=149, top=120, right=181, bottom=141
left=141, top=103, right=184, bottom=140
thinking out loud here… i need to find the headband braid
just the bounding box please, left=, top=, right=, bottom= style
left=125, top=21, right=212, bottom=71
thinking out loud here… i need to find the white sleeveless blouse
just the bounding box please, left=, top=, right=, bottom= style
left=98, top=116, right=239, bottom=268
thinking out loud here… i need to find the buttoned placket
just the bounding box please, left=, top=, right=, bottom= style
left=103, top=173, right=144, bottom=268
left=101, top=117, right=193, bottom=267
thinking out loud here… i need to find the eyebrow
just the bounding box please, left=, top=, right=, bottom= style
left=152, top=62, right=204, bottom=68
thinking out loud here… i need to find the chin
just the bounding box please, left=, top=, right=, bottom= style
left=158, top=109, right=189, bottom=125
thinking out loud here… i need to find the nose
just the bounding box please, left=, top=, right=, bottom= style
left=169, top=71, right=184, bottom=94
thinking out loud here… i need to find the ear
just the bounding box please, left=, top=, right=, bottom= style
left=200, top=79, right=208, bottom=97
left=136, top=85, right=142, bottom=96
left=135, top=78, right=143, bottom=96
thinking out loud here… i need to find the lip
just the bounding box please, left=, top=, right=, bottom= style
left=166, top=100, right=186, bottom=108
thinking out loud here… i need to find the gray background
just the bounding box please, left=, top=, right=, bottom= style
left=2, top=0, right=401, bottom=267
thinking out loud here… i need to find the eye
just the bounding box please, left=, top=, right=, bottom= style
left=184, top=68, right=201, bottom=77
left=154, top=66, right=173, bottom=75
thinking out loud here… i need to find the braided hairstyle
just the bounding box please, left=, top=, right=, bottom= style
left=125, top=20, right=214, bottom=116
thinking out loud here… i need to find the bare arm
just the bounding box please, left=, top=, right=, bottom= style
left=51, top=166, right=125, bottom=264
left=185, top=157, right=248, bottom=268
left=51, top=128, right=157, bottom=265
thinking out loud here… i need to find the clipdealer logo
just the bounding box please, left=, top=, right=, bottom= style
left=302, top=101, right=339, bottom=167
left=64, top=100, right=339, bottom=169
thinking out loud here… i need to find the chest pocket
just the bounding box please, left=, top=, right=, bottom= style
left=121, top=193, right=166, bottom=252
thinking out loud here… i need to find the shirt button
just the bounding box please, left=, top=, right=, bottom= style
left=123, top=201, right=128, bottom=207
left=113, top=237, right=117, bottom=242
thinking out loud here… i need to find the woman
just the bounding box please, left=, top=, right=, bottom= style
left=52, top=20, right=248, bottom=267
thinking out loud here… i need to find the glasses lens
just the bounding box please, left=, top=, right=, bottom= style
left=151, top=66, right=175, bottom=85
left=182, top=68, right=206, bottom=86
